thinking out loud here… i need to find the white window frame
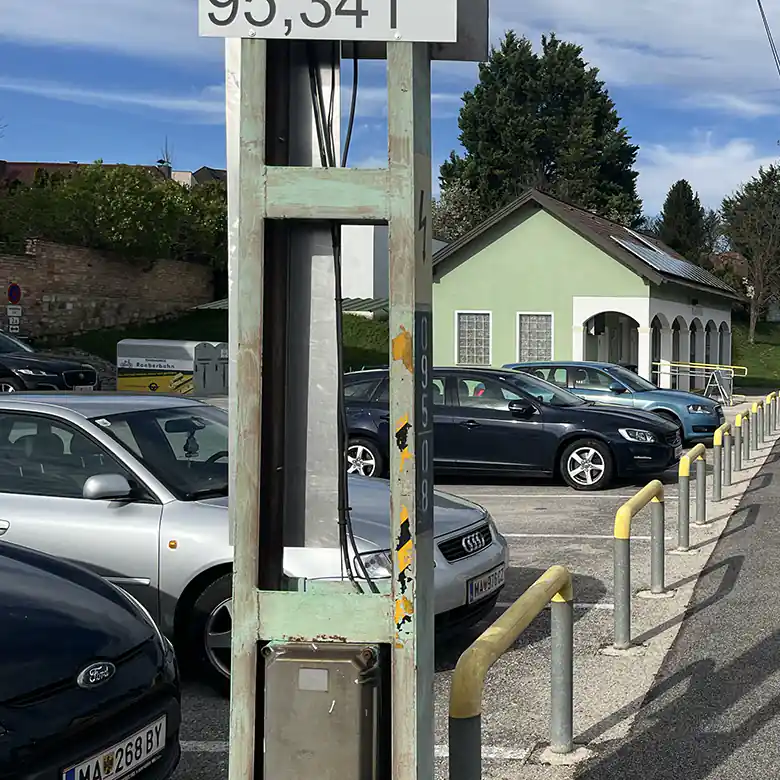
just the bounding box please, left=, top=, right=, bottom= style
left=515, top=311, right=555, bottom=363
left=454, top=310, right=493, bottom=366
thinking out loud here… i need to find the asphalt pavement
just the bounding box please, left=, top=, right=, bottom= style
left=174, top=470, right=683, bottom=780
left=571, top=443, right=780, bottom=780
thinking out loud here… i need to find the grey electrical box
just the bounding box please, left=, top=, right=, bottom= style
left=263, top=642, right=387, bottom=780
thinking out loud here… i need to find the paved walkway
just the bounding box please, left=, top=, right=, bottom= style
left=574, top=441, right=780, bottom=779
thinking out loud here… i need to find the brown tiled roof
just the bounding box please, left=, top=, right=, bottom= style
left=433, top=188, right=741, bottom=300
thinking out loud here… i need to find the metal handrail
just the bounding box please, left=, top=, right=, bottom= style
left=651, top=360, right=748, bottom=376
left=613, top=480, right=665, bottom=650
left=449, top=565, right=574, bottom=779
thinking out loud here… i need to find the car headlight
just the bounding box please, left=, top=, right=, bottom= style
left=355, top=550, right=392, bottom=579
left=14, top=368, right=56, bottom=377
left=107, top=582, right=166, bottom=648
left=687, top=404, right=714, bottom=414
left=618, top=428, right=656, bottom=443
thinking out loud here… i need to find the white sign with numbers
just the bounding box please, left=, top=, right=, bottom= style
left=199, top=0, right=457, bottom=42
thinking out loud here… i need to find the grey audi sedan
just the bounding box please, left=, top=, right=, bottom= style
left=0, top=393, right=508, bottom=690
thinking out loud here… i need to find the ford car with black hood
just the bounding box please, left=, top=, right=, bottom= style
left=0, top=540, right=181, bottom=780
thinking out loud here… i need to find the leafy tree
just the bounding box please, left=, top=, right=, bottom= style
left=432, top=179, right=485, bottom=242
left=655, top=180, right=707, bottom=263
left=439, top=31, right=642, bottom=234
left=722, top=165, right=780, bottom=343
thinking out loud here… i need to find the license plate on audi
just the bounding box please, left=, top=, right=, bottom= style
left=62, top=715, right=166, bottom=780
left=467, top=564, right=506, bottom=604
left=73, top=385, right=94, bottom=392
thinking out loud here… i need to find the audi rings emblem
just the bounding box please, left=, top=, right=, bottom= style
left=461, top=532, right=485, bottom=554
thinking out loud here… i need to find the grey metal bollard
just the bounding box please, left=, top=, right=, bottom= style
left=735, top=423, right=743, bottom=472
left=550, top=597, right=574, bottom=754
left=759, top=406, right=765, bottom=443
left=724, top=432, right=732, bottom=487
left=713, top=443, right=722, bottom=501
left=449, top=716, right=481, bottom=780
left=752, top=410, right=759, bottom=450
left=695, top=457, right=707, bottom=525
left=650, top=498, right=665, bottom=593
left=678, top=471, right=690, bottom=551
left=744, top=416, right=751, bottom=461
left=613, top=537, right=631, bottom=650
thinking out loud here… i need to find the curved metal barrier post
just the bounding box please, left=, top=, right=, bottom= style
left=678, top=444, right=706, bottom=547
left=734, top=413, right=743, bottom=472
left=713, top=423, right=730, bottom=501
left=766, top=393, right=776, bottom=438
left=613, top=480, right=665, bottom=649
left=743, top=410, right=751, bottom=462
left=449, top=566, right=575, bottom=780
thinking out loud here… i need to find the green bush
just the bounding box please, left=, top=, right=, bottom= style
left=342, top=315, right=388, bottom=370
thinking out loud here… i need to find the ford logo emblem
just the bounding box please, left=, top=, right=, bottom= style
left=76, top=661, right=116, bottom=689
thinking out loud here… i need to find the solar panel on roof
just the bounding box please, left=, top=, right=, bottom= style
left=611, top=236, right=737, bottom=294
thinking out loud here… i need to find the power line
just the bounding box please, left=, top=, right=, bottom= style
left=756, top=0, right=780, bottom=80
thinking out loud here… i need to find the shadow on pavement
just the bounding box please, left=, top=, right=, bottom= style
left=574, top=629, right=780, bottom=779
left=435, top=567, right=606, bottom=672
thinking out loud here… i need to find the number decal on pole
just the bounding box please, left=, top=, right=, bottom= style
left=335, top=0, right=369, bottom=27
left=245, top=0, right=276, bottom=27
left=301, top=0, right=332, bottom=27
left=207, top=0, right=240, bottom=25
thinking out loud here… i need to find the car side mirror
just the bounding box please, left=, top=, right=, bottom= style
left=608, top=382, right=628, bottom=394
left=508, top=400, right=535, bottom=417
left=83, top=474, right=133, bottom=501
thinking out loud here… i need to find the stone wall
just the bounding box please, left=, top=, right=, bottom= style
left=0, top=240, right=213, bottom=337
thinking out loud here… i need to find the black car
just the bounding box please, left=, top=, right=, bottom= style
left=344, top=367, right=682, bottom=491
left=0, top=330, right=99, bottom=393
left=0, top=541, right=181, bottom=780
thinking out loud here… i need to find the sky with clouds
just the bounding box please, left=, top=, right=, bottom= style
left=1, top=0, right=779, bottom=215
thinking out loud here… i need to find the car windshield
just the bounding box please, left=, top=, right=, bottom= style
left=90, top=403, right=228, bottom=501
left=0, top=330, right=33, bottom=354
left=608, top=365, right=657, bottom=392
left=503, top=371, right=586, bottom=407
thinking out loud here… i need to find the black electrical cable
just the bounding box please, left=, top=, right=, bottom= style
left=341, top=53, right=359, bottom=169
left=306, top=44, right=379, bottom=594
left=757, top=0, right=780, bottom=79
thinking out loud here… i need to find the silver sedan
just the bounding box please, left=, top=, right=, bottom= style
left=0, top=393, right=508, bottom=689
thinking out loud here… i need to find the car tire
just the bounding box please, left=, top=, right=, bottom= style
left=0, top=376, right=24, bottom=393
left=346, top=437, right=384, bottom=478
left=187, top=573, right=232, bottom=694
left=560, top=438, right=614, bottom=491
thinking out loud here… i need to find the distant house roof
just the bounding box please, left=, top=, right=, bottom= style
left=195, top=297, right=388, bottom=313
left=0, top=160, right=166, bottom=186
left=433, top=188, right=742, bottom=301
left=192, top=167, right=227, bottom=184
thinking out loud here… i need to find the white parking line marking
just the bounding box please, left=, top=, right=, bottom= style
left=182, top=741, right=533, bottom=761
left=503, top=532, right=672, bottom=541
left=496, top=601, right=615, bottom=611
left=454, top=493, right=641, bottom=499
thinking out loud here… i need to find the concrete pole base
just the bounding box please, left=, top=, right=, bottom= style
left=636, top=589, right=677, bottom=600
left=670, top=548, right=700, bottom=556
left=537, top=745, right=594, bottom=766
left=600, top=643, right=647, bottom=657
left=691, top=522, right=712, bottom=528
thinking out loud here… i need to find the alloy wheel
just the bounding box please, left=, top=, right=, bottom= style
left=346, top=444, right=377, bottom=477
left=204, top=597, right=232, bottom=679
left=566, top=446, right=606, bottom=487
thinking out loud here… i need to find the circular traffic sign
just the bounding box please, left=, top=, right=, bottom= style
left=7, top=283, right=21, bottom=305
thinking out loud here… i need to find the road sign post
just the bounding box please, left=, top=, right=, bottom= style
left=205, top=3, right=488, bottom=778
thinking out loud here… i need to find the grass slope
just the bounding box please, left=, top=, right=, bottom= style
left=732, top=322, right=780, bottom=388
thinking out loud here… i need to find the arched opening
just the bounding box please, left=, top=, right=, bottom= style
left=689, top=318, right=705, bottom=389
left=582, top=311, right=640, bottom=370
left=705, top=320, right=718, bottom=365
left=651, top=314, right=671, bottom=385
left=671, top=316, right=687, bottom=390
left=718, top=322, right=732, bottom=367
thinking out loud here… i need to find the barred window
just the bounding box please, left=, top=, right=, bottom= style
left=517, top=313, right=553, bottom=361
left=456, top=312, right=491, bottom=365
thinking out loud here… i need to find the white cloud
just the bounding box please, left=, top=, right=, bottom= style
left=0, top=76, right=224, bottom=123
left=637, top=134, right=779, bottom=214
left=491, top=0, right=780, bottom=116
left=0, top=0, right=220, bottom=62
